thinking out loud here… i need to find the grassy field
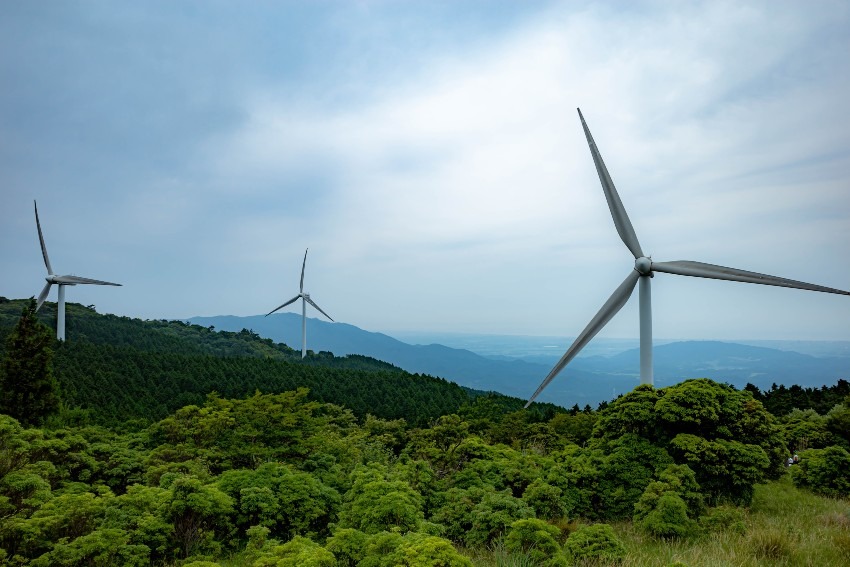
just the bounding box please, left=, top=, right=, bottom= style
left=464, top=474, right=850, bottom=567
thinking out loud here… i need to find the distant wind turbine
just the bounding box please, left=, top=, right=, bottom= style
left=266, top=249, right=334, bottom=358
left=525, top=109, right=850, bottom=407
left=33, top=200, right=122, bottom=341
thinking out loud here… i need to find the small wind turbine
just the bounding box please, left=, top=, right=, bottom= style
left=525, top=109, right=850, bottom=407
left=266, top=249, right=334, bottom=358
left=33, top=200, right=122, bottom=341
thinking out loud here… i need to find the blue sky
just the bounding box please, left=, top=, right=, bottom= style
left=2, top=0, right=849, bottom=341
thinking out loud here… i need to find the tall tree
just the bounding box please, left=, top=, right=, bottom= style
left=0, top=298, right=59, bottom=426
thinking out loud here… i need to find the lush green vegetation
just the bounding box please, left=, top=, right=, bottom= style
left=0, top=299, right=563, bottom=427
left=0, top=297, right=848, bottom=566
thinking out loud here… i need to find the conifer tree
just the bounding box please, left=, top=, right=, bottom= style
left=0, top=298, right=60, bottom=426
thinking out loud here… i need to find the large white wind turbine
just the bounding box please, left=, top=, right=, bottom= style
left=33, top=200, right=122, bottom=341
left=526, top=109, right=850, bottom=407
left=266, top=249, right=334, bottom=358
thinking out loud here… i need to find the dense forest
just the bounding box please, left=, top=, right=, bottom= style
left=0, top=299, right=563, bottom=427
left=1, top=298, right=849, bottom=566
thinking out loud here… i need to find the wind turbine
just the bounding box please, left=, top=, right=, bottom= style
left=266, top=249, right=334, bottom=358
left=525, top=109, right=850, bottom=407
left=33, top=200, right=122, bottom=341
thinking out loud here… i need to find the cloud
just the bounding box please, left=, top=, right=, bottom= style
left=2, top=1, right=848, bottom=339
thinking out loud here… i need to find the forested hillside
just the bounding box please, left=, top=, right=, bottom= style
left=0, top=298, right=562, bottom=426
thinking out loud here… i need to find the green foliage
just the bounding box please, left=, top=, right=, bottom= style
left=562, top=523, right=626, bottom=563
left=166, top=475, right=234, bottom=558
left=748, top=380, right=850, bottom=417
left=1, top=309, right=835, bottom=567
left=504, top=518, right=565, bottom=566
left=378, top=532, right=473, bottom=567
left=593, top=433, right=674, bottom=520
left=464, top=488, right=534, bottom=547
left=253, top=535, right=335, bottom=567
left=699, top=505, right=747, bottom=534
left=337, top=465, right=424, bottom=534
left=826, top=400, right=850, bottom=449
left=28, top=528, right=149, bottom=567
left=594, top=379, right=783, bottom=507
left=0, top=299, right=480, bottom=427
left=325, top=528, right=369, bottom=566
left=790, top=446, right=850, bottom=497
left=521, top=478, right=565, bottom=520
left=669, top=433, right=770, bottom=505
left=216, top=461, right=340, bottom=540
left=0, top=299, right=59, bottom=426
left=634, top=490, right=692, bottom=539
left=779, top=408, right=837, bottom=450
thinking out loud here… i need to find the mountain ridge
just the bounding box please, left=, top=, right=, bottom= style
left=188, top=313, right=850, bottom=406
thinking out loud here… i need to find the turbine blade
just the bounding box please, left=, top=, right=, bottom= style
left=577, top=109, right=644, bottom=259
left=36, top=282, right=53, bottom=311
left=34, top=200, right=54, bottom=274
left=266, top=295, right=300, bottom=316
left=300, top=249, right=308, bottom=293
left=53, top=275, right=121, bottom=286
left=652, top=260, right=850, bottom=296
left=305, top=296, right=334, bottom=322
left=525, top=269, right=640, bottom=407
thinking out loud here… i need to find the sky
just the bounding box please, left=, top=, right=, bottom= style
left=2, top=0, right=849, bottom=342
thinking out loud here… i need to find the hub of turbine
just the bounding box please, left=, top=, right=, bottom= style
left=635, top=256, right=652, bottom=276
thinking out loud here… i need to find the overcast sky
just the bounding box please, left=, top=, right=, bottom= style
left=2, top=0, right=849, bottom=342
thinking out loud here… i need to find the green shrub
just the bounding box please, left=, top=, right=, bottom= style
left=790, top=446, right=850, bottom=498
left=253, top=535, right=335, bottom=567
left=635, top=491, right=693, bottom=539
left=521, top=479, right=566, bottom=520
left=381, top=532, right=473, bottom=567
left=465, top=489, right=534, bottom=547
left=246, top=525, right=270, bottom=548
left=563, top=523, right=626, bottom=563
left=504, top=519, right=565, bottom=566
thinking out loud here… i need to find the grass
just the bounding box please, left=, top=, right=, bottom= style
left=604, top=474, right=850, bottom=567
left=462, top=475, right=849, bottom=567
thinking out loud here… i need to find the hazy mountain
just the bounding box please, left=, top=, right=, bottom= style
left=188, top=314, right=850, bottom=406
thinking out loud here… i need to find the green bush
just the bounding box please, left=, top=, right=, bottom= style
left=381, top=532, right=473, bottom=567
left=253, top=535, right=335, bottom=567
left=790, top=446, right=850, bottom=498
left=465, top=489, right=534, bottom=547
left=521, top=479, right=566, bottom=520
left=563, top=523, right=626, bottom=563
left=635, top=491, right=692, bottom=539
left=504, top=519, right=565, bottom=566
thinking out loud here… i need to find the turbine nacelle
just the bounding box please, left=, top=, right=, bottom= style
left=634, top=256, right=652, bottom=276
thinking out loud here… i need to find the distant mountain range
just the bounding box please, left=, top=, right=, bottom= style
left=187, top=314, right=850, bottom=406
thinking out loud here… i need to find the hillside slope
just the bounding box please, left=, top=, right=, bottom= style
left=0, top=298, right=561, bottom=425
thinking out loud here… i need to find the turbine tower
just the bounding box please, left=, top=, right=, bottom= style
left=33, top=200, right=122, bottom=341
left=266, top=249, right=334, bottom=358
left=525, top=109, right=850, bottom=407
